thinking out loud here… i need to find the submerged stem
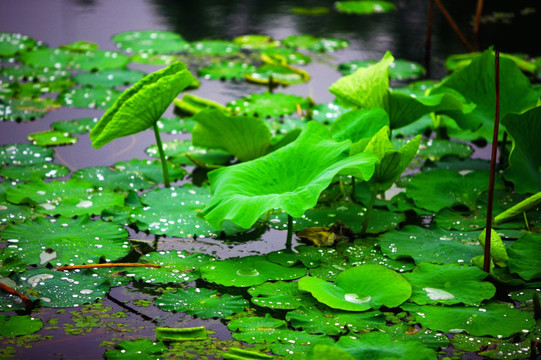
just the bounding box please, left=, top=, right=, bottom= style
left=153, top=123, right=170, bottom=187
left=286, top=214, right=293, bottom=249
left=361, top=183, right=379, bottom=237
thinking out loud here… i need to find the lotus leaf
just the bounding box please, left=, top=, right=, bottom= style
left=0, top=32, right=38, bottom=57
left=201, top=255, right=306, bottom=287
left=192, top=109, right=272, bottom=161
left=0, top=163, right=69, bottom=181
left=114, top=158, right=186, bottom=184
left=335, top=1, right=396, bottom=14
left=245, top=63, right=309, bottom=86
left=0, top=64, right=70, bottom=83
left=260, top=47, right=311, bottom=65
left=418, top=139, right=473, bottom=160
left=292, top=6, right=330, bottom=16
left=227, top=313, right=287, bottom=333
left=393, top=80, right=437, bottom=98
left=248, top=280, right=317, bottom=309
left=233, top=34, right=275, bottom=48
left=188, top=40, right=240, bottom=55
left=18, top=268, right=110, bottom=307
left=145, top=139, right=233, bottom=166
left=16, top=77, right=74, bottom=97
left=266, top=245, right=343, bottom=268
left=105, top=339, right=167, bottom=360
left=445, top=52, right=536, bottom=74
left=127, top=250, right=215, bottom=284
left=385, top=323, right=450, bottom=350
left=298, top=264, right=412, bottom=311
left=5, top=178, right=125, bottom=217
left=227, top=92, right=309, bottom=118
left=307, top=258, right=353, bottom=281
left=1, top=98, right=59, bottom=122
left=198, top=61, right=256, bottom=81
left=502, top=106, right=541, bottom=194
left=90, top=61, right=196, bottom=148
left=282, top=35, right=348, bottom=52
left=308, top=344, right=356, bottom=360
left=201, top=121, right=377, bottom=229
left=451, top=333, right=534, bottom=360
left=157, top=287, right=248, bottom=318
left=0, top=249, right=28, bottom=277
left=341, top=243, right=415, bottom=273
left=402, top=302, right=535, bottom=337
left=495, top=192, right=541, bottom=224
left=403, top=263, right=496, bottom=305
left=112, top=30, right=190, bottom=54
left=0, top=314, right=43, bottom=337
left=335, top=332, right=437, bottom=360
left=173, top=93, right=227, bottom=115
left=269, top=333, right=334, bottom=358
left=59, top=87, right=122, bottom=109
left=21, top=48, right=129, bottom=71
left=224, top=348, right=275, bottom=360
left=287, top=306, right=385, bottom=335
left=1, top=216, right=129, bottom=266
left=478, top=228, right=508, bottom=267
left=27, top=129, right=77, bottom=146
left=339, top=59, right=424, bottom=80
left=73, top=68, right=146, bottom=87
left=51, top=117, right=98, bottom=134
left=130, top=53, right=178, bottom=65
left=156, top=116, right=195, bottom=134
left=330, top=107, right=389, bottom=143
left=507, top=233, right=541, bottom=280
left=378, top=225, right=483, bottom=264
left=60, top=40, right=98, bottom=52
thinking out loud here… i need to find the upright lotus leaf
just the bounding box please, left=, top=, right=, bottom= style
left=429, top=49, right=539, bottom=134
left=330, top=107, right=389, bottom=143
left=90, top=61, right=195, bottom=148
left=403, top=263, right=496, bottom=305
left=0, top=314, right=43, bottom=337
left=192, top=109, right=272, bottom=162
left=105, top=339, right=168, bottom=360
left=201, top=121, right=377, bottom=230
left=402, top=302, right=535, bottom=338
left=502, top=106, right=541, bottom=193
left=477, top=228, right=508, bottom=267
left=335, top=1, right=396, bottom=14
left=507, top=233, right=541, bottom=281
left=298, top=264, right=412, bottom=311
left=173, top=94, right=227, bottom=116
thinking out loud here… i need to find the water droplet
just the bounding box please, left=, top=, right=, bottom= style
left=344, top=293, right=371, bottom=304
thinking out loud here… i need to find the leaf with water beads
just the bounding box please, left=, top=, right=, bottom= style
left=104, top=339, right=168, bottom=360
left=112, top=30, right=189, bottom=54
left=311, top=101, right=350, bottom=125
left=0, top=162, right=69, bottom=181
left=114, top=158, right=186, bottom=185
left=156, top=116, right=195, bottom=134
left=335, top=1, right=396, bottom=14
left=157, top=287, right=248, bottom=319
left=127, top=250, right=215, bottom=284
left=21, top=48, right=130, bottom=71
left=0, top=202, right=37, bottom=226
left=198, top=61, right=256, bottom=81
left=27, top=129, right=77, bottom=146
left=59, top=87, right=122, bottom=109
left=282, top=35, right=348, bottom=53
left=0, top=64, right=71, bottom=83
left=245, top=64, right=310, bottom=86
left=417, top=139, right=473, bottom=161
left=248, top=281, right=317, bottom=310
left=451, top=332, right=538, bottom=360
left=260, top=47, right=312, bottom=65
left=340, top=242, right=415, bottom=274
left=51, top=117, right=98, bottom=134
left=145, top=139, right=234, bottom=167
left=0, top=98, right=60, bottom=122
left=0, top=314, right=43, bottom=337
left=266, top=245, right=343, bottom=268
left=1, top=216, right=129, bottom=266
left=227, top=92, right=310, bottom=118
left=0, top=32, right=38, bottom=57
left=73, top=68, right=146, bottom=87
left=339, top=59, right=424, bottom=80
left=188, top=40, right=240, bottom=56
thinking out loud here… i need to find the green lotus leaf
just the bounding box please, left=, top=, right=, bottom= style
left=0, top=202, right=35, bottom=226
left=1, top=97, right=60, bottom=122
left=90, top=61, right=196, bottom=148
left=287, top=306, right=386, bottom=335
left=192, top=109, right=272, bottom=162
left=269, top=333, right=334, bottom=358
left=507, top=233, right=541, bottom=281
left=51, top=117, right=98, bottom=134
left=16, top=77, right=74, bottom=97
left=445, top=52, right=536, bottom=74
left=260, top=47, right=311, bottom=65
left=266, top=245, right=343, bottom=268
left=265, top=116, right=306, bottom=137
left=341, top=242, right=415, bottom=273
left=335, top=1, right=396, bottom=15
left=311, top=101, right=349, bottom=124
left=201, top=121, right=377, bottom=229
left=292, top=6, right=330, bottom=16
left=188, top=40, right=240, bottom=55
left=5, top=178, right=125, bottom=217
left=130, top=53, right=178, bottom=65
left=0, top=32, right=38, bottom=57
left=418, top=139, right=473, bottom=160
left=430, top=49, right=539, bottom=135
left=71, top=49, right=131, bottom=71
left=105, top=339, right=168, bottom=360
left=157, top=287, right=248, bottom=318
left=145, top=139, right=233, bottom=166
left=0, top=287, right=26, bottom=312
left=233, top=34, right=274, bottom=48
left=0, top=314, right=43, bottom=337
left=155, top=326, right=208, bottom=342
left=308, top=344, right=356, bottom=360
left=0, top=249, right=27, bottom=277
left=330, top=107, right=389, bottom=143
left=392, top=80, right=437, bottom=98
left=227, top=92, right=310, bottom=118
left=112, top=30, right=189, bottom=54
left=173, top=93, right=227, bottom=115
left=335, top=331, right=437, bottom=360
left=282, top=35, right=348, bottom=53
left=60, top=40, right=98, bottom=52
left=451, top=333, right=535, bottom=360
left=495, top=192, right=541, bottom=224
left=1, top=216, right=129, bottom=266
left=403, top=263, right=496, bottom=305
left=20, top=48, right=72, bottom=68
left=0, top=163, right=69, bottom=181
left=59, top=87, right=122, bottom=109
left=201, top=255, right=306, bottom=287
left=114, top=158, right=186, bottom=184
left=299, top=264, right=412, bottom=311
left=27, top=129, right=77, bottom=146
left=0, top=64, right=70, bottom=83
left=339, top=59, right=424, bottom=80
left=502, top=106, right=541, bottom=194
left=478, top=228, right=508, bottom=267
left=245, top=64, right=310, bottom=86
left=248, top=280, right=317, bottom=309
left=227, top=313, right=287, bottom=333
left=378, top=225, right=483, bottom=264
left=385, top=323, right=450, bottom=350
left=402, top=301, right=535, bottom=338
left=156, top=116, right=195, bottom=134
left=406, top=169, right=493, bottom=212
left=73, top=68, right=146, bottom=87
left=127, top=250, right=215, bottom=284
left=198, top=61, right=256, bottom=81
left=18, top=268, right=110, bottom=307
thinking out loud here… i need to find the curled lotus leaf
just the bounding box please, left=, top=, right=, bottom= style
left=245, top=64, right=310, bottom=86
left=227, top=92, right=310, bottom=118
left=112, top=30, right=190, bottom=54
left=260, top=47, right=311, bottom=65
left=201, top=255, right=307, bottom=287
left=298, top=264, right=412, bottom=311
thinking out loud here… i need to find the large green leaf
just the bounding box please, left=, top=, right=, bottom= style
left=192, top=109, right=272, bottom=161
left=0, top=314, right=43, bottom=337
left=330, top=107, right=389, bottom=143
left=0, top=163, right=69, bottom=181
left=0, top=32, right=38, bottom=57
left=507, top=233, right=541, bottom=281
left=502, top=106, right=541, bottom=193
left=201, top=121, right=377, bottom=229
left=90, top=61, right=196, bottom=148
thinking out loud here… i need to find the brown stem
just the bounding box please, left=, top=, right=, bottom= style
left=53, top=263, right=161, bottom=271
left=0, top=281, right=32, bottom=310
left=424, top=0, right=434, bottom=78
left=473, top=0, right=484, bottom=48
left=484, top=50, right=500, bottom=273
left=434, top=0, right=475, bottom=53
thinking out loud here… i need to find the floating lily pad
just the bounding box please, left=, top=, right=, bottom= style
left=227, top=314, right=290, bottom=343
left=127, top=250, right=215, bottom=284
left=198, top=61, right=256, bottom=81
left=157, top=287, right=248, bottom=318
left=403, top=263, right=496, bottom=305
left=60, top=40, right=98, bottom=52
left=21, top=48, right=130, bottom=71
left=145, top=139, right=233, bottom=166
left=0, top=143, right=53, bottom=166
left=156, top=116, right=195, bottom=134
left=15, top=78, right=74, bottom=97
left=201, top=255, right=306, bottom=287
left=292, top=6, right=330, bottom=15
left=0, top=163, right=69, bottom=181
left=507, top=233, right=541, bottom=281
left=311, top=101, right=350, bottom=124
left=403, top=302, right=535, bottom=338
left=384, top=322, right=450, bottom=350
left=227, top=92, right=310, bottom=118
left=112, top=30, right=190, bottom=54
left=260, top=47, right=312, bottom=65
left=6, top=178, right=125, bottom=217
left=418, top=139, right=473, bottom=160
left=298, top=264, right=412, bottom=311
left=335, top=1, right=396, bottom=14
left=0, top=314, right=43, bottom=337
left=282, top=35, right=348, bottom=53
left=1, top=216, right=129, bottom=266
left=59, top=87, right=122, bottom=109
left=27, top=129, right=77, bottom=146
left=105, top=339, right=167, bottom=360
left=188, top=40, right=240, bottom=56
left=248, top=281, right=317, bottom=309
left=0, top=97, right=60, bottom=122
left=339, top=59, right=424, bottom=80
left=378, top=225, right=483, bottom=264
left=73, top=68, right=146, bottom=87
left=0, top=202, right=36, bottom=226
left=245, top=64, right=310, bottom=86
left=341, top=242, right=415, bottom=273
left=114, top=158, right=187, bottom=184
left=130, top=53, right=178, bottom=65
left=0, top=64, right=70, bottom=83
left=0, top=32, right=38, bottom=57
left=233, top=34, right=277, bottom=50
left=51, top=117, right=98, bottom=134
left=266, top=245, right=343, bottom=268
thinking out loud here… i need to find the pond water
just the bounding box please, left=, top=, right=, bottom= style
left=1, top=1, right=540, bottom=359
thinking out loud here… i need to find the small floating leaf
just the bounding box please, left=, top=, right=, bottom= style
left=0, top=162, right=69, bottom=181
left=0, top=314, right=43, bottom=336
left=335, top=1, right=396, bottom=14
left=198, top=61, right=256, bottom=81
left=227, top=92, right=310, bottom=118
left=59, top=87, right=122, bottom=109
left=73, top=68, right=146, bottom=87
left=105, top=339, right=167, bottom=360
left=0, top=32, right=38, bottom=57
left=282, top=35, right=348, bottom=53
left=27, top=129, right=77, bottom=146
left=51, top=117, right=98, bottom=134
left=112, top=30, right=190, bottom=54
left=260, top=47, right=311, bottom=65
left=155, top=326, right=208, bottom=341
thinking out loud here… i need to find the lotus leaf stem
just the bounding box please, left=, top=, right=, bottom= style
left=424, top=0, right=434, bottom=78
left=0, top=281, right=32, bottom=310
left=53, top=263, right=161, bottom=271
left=434, top=0, right=474, bottom=53
left=473, top=0, right=484, bottom=47
left=153, top=123, right=170, bottom=187
left=286, top=214, right=293, bottom=249
left=523, top=212, right=531, bottom=232
left=361, top=182, right=380, bottom=236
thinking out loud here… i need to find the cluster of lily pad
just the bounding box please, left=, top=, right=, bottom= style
left=1, top=19, right=541, bottom=360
